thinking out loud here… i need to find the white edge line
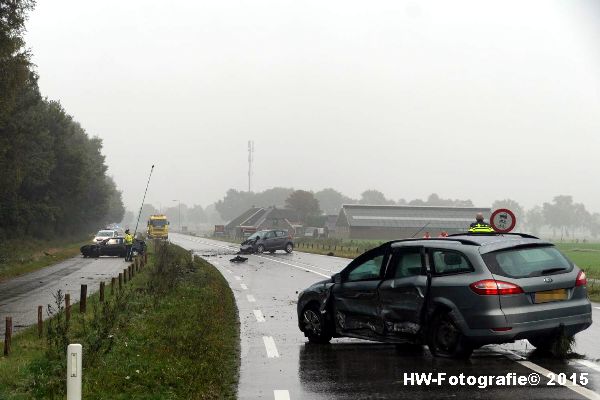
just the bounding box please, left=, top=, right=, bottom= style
left=505, top=350, right=600, bottom=400
left=234, top=276, right=242, bottom=281
left=575, top=359, right=600, bottom=374
left=257, top=255, right=330, bottom=278
left=263, top=336, right=280, bottom=358
left=594, top=306, right=600, bottom=310
left=253, top=309, right=266, bottom=322
left=273, top=390, right=290, bottom=400
left=241, top=283, right=248, bottom=290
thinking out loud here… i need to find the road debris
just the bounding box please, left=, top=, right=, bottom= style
left=230, top=256, right=248, bottom=263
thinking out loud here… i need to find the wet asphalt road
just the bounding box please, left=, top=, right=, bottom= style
left=0, top=255, right=130, bottom=336
left=170, top=233, right=600, bottom=400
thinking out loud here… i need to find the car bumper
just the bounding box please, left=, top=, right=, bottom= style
left=463, top=312, right=593, bottom=344
left=239, top=245, right=255, bottom=254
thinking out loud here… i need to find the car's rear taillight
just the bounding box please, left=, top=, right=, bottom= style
left=575, top=270, right=587, bottom=287
left=470, top=279, right=524, bottom=295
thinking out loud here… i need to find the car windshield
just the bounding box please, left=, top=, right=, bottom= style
left=247, top=232, right=265, bottom=240
left=482, top=245, right=573, bottom=278
left=97, top=230, right=113, bottom=237
left=151, top=220, right=167, bottom=227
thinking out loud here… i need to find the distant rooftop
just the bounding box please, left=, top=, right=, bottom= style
left=337, top=204, right=491, bottom=229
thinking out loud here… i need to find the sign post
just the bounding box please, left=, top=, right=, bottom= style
left=490, top=208, right=517, bottom=233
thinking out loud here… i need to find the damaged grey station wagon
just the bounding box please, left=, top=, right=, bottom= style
left=297, top=233, right=592, bottom=358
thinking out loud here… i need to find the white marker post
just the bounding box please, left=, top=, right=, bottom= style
left=67, top=344, right=82, bottom=400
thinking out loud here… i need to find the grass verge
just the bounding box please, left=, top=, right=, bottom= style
left=0, top=243, right=239, bottom=399
left=0, top=238, right=90, bottom=283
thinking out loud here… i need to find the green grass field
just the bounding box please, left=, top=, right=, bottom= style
left=0, top=244, right=239, bottom=399
left=553, top=243, right=600, bottom=279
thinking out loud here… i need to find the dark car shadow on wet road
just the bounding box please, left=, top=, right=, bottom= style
left=297, top=342, right=586, bottom=400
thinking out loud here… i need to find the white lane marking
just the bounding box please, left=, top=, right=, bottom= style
left=260, top=254, right=336, bottom=273
left=576, top=359, right=600, bottom=374
left=594, top=307, right=600, bottom=310
left=263, top=336, right=280, bottom=358
left=253, top=309, right=265, bottom=322
left=234, top=276, right=242, bottom=281
left=504, top=351, right=600, bottom=400
left=225, top=269, right=232, bottom=274
left=247, top=295, right=256, bottom=303
left=273, top=390, right=290, bottom=400
left=256, top=255, right=330, bottom=278
left=241, top=283, right=248, bottom=290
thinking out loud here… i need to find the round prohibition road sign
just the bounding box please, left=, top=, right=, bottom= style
left=490, top=208, right=516, bottom=233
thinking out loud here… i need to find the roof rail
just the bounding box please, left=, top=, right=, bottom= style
left=447, top=232, right=540, bottom=240
left=386, top=238, right=481, bottom=246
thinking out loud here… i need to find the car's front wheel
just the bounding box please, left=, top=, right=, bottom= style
left=302, top=304, right=332, bottom=344
left=256, top=244, right=265, bottom=253
left=427, top=312, right=473, bottom=359
left=285, top=243, right=294, bottom=253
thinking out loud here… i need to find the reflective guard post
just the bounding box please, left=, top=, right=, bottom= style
left=67, top=344, right=82, bottom=400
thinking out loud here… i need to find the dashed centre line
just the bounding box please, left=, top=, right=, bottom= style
left=234, top=276, right=242, bottom=281
left=273, top=390, right=290, bottom=400
left=253, top=309, right=266, bottom=322
left=246, top=294, right=256, bottom=303
left=262, top=336, right=280, bottom=358
left=241, top=283, right=248, bottom=290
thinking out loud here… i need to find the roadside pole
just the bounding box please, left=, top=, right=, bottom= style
left=66, top=344, right=82, bottom=400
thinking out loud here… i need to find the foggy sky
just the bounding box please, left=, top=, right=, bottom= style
left=24, top=1, right=600, bottom=214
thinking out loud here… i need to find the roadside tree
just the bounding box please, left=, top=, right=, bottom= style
left=314, top=188, right=355, bottom=215
left=359, top=190, right=395, bottom=205
left=285, top=190, right=321, bottom=222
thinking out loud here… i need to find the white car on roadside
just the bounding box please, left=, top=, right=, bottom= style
left=93, top=229, right=120, bottom=243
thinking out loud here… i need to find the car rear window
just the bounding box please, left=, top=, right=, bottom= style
left=482, top=245, right=573, bottom=278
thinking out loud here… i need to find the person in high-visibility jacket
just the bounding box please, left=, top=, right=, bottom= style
left=469, top=213, right=495, bottom=233
left=124, top=229, right=134, bottom=261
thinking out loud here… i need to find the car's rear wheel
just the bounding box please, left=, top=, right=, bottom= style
left=428, top=312, right=473, bottom=359
left=256, top=244, right=265, bottom=253
left=302, top=304, right=332, bottom=344
left=285, top=243, right=294, bottom=253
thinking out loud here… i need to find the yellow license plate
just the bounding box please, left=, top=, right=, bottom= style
left=534, top=289, right=568, bottom=304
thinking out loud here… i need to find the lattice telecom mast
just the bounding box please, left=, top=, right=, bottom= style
left=248, top=140, right=254, bottom=192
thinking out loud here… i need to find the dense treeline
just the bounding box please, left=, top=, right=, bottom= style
left=0, top=0, right=124, bottom=239
left=214, top=188, right=474, bottom=221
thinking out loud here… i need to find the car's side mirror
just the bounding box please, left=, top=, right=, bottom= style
left=332, top=273, right=342, bottom=284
